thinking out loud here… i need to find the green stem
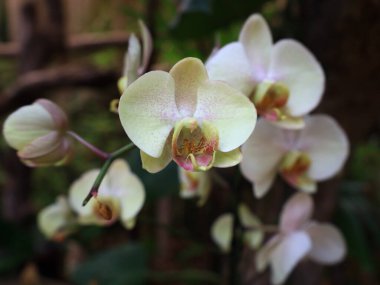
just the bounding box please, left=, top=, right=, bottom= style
left=229, top=169, right=243, bottom=285
left=82, top=142, right=136, bottom=206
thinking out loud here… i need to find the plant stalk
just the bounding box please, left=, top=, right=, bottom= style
left=82, top=142, right=135, bottom=206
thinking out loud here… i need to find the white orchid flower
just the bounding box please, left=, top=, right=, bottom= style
left=256, top=193, right=346, bottom=284
left=241, top=115, right=349, bottom=198
left=68, top=159, right=145, bottom=229
left=207, top=14, right=325, bottom=129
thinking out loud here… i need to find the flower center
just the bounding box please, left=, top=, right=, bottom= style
left=250, top=81, right=290, bottom=121
left=172, top=118, right=218, bottom=171
left=92, top=198, right=119, bottom=222
left=279, top=151, right=315, bottom=192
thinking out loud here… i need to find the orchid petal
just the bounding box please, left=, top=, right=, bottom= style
left=306, top=223, right=346, bottom=264
left=298, top=115, right=349, bottom=180
left=239, top=14, right=272, bottom=76
left=35, top=99, right=68, bottom=130
left=211, top=213, right=233, bottom=252
left=169, top=57, right=208, bottom=117
left=68, top=169, right=106, bottom=225
left=3, top=103, right=54, bottom=150
left=123, top=33, right=141, bottom=85
left=269, top=40, right=325, bottom=116
left=138, top=20, right=153, bottom=74
left=240, top=119, right=286, bottom=197
left=21, top=137, right=72, bottom=167
left=18, top=132, right=61, bottom=159
left=119, top=71, right=179, bottom=157
left=37, top=196, right=75, bottom=240
left=280, top=193, right=313, bottom=233
left=206, top=42, right=255, bottom=95
left=140, top=143, right=172, bottom=173
left=239, top=204, right=263, bottom=249
left=253, top=173, right=277, bottom=198
left=270, top=231, right=312, bottom=285
left=213, top=148, right=242, bottom=168
left=106, top=159, right=145, bottom=229
left=194, top=80, right=256, bottom=152
left=256, top=235, right=282, bottom=272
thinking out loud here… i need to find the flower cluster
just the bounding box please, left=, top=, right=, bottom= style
left=1, top=13, right=350, bottom=285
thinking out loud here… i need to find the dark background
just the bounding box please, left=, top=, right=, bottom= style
left=0, top=0, right=379, bottom=284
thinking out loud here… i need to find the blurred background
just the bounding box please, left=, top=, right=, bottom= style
left=0, top=0, right=379, bottom=284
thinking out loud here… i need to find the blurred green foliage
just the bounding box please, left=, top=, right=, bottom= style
left=72, top=243, right=148, bottom=285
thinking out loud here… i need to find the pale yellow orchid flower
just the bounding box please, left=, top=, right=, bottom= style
left=68, top=159, right=145, bottom=229
left=256, top=193, right=346, bottom=284
left=119, top=57, right=256, bottom=173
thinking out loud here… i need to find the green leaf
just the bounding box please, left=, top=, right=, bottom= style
left=127, top=149, right=179, bottom=200
left=71, top=243, right=147, bottom=285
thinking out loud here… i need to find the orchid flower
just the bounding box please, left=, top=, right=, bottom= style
left=207, top=14, right=325, bottom=129
left=37, top=196, right=76, bottom=241
left=118, top=20, right=153, bottom=93
left=240, top=115, right=349, bottom=198
left=178, top=167, right=211, bottom=206
left=3, top=99, right=72, bottom=167
left=256, top=193, right=346, bottom=284
left=68, top=159, right=145, bottom=229
left=118, top=57, right=256, bottom=173
left=211, top=204, right=264, bottom=252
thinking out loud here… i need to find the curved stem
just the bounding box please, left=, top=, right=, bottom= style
left=229, top=169, right=243, bottom=285
left=82, top=142, right=136, bottom=206
left=68, top=131, right=110, bottom=160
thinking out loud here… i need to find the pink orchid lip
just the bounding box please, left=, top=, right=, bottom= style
left=172, top=118, right=218, bottom=172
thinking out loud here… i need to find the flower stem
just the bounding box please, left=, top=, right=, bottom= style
left=82, top=142, right=136, bottom=206
left=68, top=131, right=110, bottom=160
left=229, top=169, right=243, bottom=285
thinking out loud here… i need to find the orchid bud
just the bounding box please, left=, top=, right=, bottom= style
left=3, top=99, right=72, bottom=167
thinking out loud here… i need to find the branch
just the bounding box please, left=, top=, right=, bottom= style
left=0, top=64, right=119, bottom=113
left=0, top=32, right=130, bottom=58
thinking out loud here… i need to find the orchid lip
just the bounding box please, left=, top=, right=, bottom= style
left=251, top=80, right=290, bottom=121
left=279, top=151, right=314, bottom=190
left=172, top=118, right=219, bottom=172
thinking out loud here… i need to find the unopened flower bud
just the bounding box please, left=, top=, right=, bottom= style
left=3, top=99, right=72, bottom=167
